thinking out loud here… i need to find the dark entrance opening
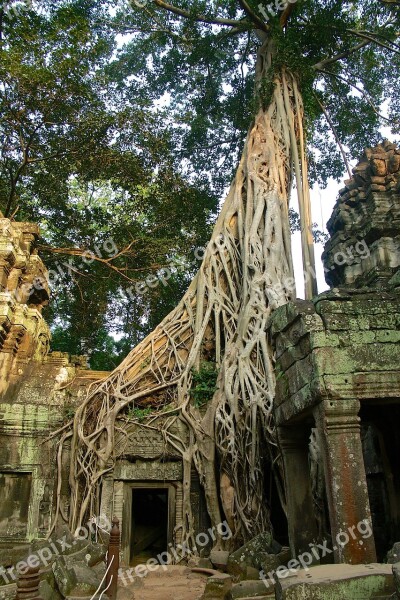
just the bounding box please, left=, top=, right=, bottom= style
left=130, top=488, right=169, bottom=565
left=360, top=403, right=400, bottom=561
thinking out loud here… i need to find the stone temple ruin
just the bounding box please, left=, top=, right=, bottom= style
left=0, top=140, right=399, bottom=599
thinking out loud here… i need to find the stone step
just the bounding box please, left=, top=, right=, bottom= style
left=0, top=583, right=17, bottom=600
left=235, top=597, right=274, bottom=600
left=231, top=580, right=272, bottom=598
left=144, top=581, right=190, bottom=587
left=143, top=565, right=191, bottom=578
left=66, top=597, right=104, bottom=600
left=117, top=566, right=207, bottom=600
left=275, top=564, right=395, bottom=599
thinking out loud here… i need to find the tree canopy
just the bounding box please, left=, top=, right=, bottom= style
left=113, top=0, right=399, bottom=188
left=0, top=0, right=218, bottom=367
left=1, top=0, right=399, bottom=367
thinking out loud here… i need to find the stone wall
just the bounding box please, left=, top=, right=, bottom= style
left=0, top=350, right=108, bottom=547
left=0, top=218, right=109, bottom=548
left=268, top=141, right=400, bottom=565
left=0, top=218, right=197, bottom=565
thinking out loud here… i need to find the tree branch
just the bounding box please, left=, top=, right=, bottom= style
left=313, top=40, right=370, bottom=70
left=142, top=4, right=190, bottom=42
left=317, top=68, right=399, bottom=125
left=347, top=28, right=400, bottom=55
left=27, top=151, right=66, bottom=164
left=314, top=94, right=352, bottom=179
left=116, top=24, right=188, bottom=42
left=280, top=3, right=296, bottom=28
left=5, top=146, right=29, bottom=216
left=237, top=0, right=268, bottom=32
left=151, top=0, right=252, bottom=29
left=366, top=29, right=400, bottom=51
left=38, top=244, right=176, bottom=283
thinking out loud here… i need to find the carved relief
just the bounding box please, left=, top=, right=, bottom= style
left=39, top=484, right=51, bottom=533
left=0, top=219, right=50, bottom=363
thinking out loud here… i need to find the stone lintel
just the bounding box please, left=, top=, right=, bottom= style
left=113, top=459, right=183, bottom=481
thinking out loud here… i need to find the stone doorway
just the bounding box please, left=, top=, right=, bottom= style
left=121, top=482, right=176, bottom=565
left=0, top=471, right=32, bottom=540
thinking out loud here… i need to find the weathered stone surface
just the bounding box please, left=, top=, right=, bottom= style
left=66, top=596, right=103, bottom=600
left=188, top=556, right=214, bottom=570
left=275, top=564, right=395, bottom=599
left=389, top=270, right=400, bottom=288
left=48, top=524, right=76, bottom=552
left=227, top=534, right=281, bottom=581
left=52, top=557, right=76, bottom=597
left=260, top=548, right=291, bottom=576
left=115, top=419, right=189, bottom=461
left=38, top=579, right=63, bottom=600
left=0, top=546, right=31, bottom=571
left=39, top=566, right=57, bottom=589
left=52, top=556, right=102, bottom=598
left=202, top=573, right=232, bottom=599
left=269, top=276, right=400, bottom=563
left=322, top=140, right=400, bottom=289
left=387, top=543, right=400, bottom=564
left=393, top=563, right=400, bottom=599
left=230, top=597, right=272, bottom=600
left=230, top=580, right=272, bottom=598
left=60, top=541, right=106, bottom=568
left=198, top=558, right=214, bottom=570
left=66, top=597, right=103, bottom=600
left=0, top=584, right=16, bottom=600
left=243, top=567, right=261, bottom=581
left=0, top=355, right=106, bottom=548
left=210, top=550, right=230, bottom=571
left=114, top=458, right=183, bottom=481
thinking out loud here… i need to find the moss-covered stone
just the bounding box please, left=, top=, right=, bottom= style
left=202, top=573, right=232, bottom=599
left=275, top=564, right=395, bottom=599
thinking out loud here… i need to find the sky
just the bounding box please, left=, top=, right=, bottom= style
left=292, top=123, right=395, bottom=299
left=292, top=177, right=343, bottom=298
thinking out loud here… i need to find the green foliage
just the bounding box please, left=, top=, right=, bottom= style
left=63, top=405, right=76, bottom=421
left=115, top=0, right=399, bottom=190
left=289, top=208, right=329, bottom=244
left=191, top=361, right=219, bottom=408
left=1, top=0, right=399, bottom=366
left=50, top=325, right=131, bottom=371
left=126, top=406, right=153, bottom=422
left=0, top=0, right=218, bottom=365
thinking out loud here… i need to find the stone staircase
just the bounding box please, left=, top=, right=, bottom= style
left=116, top=565, right=208, bottom=600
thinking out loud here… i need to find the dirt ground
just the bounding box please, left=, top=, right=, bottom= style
left=116, top=564, right=208, bottom=600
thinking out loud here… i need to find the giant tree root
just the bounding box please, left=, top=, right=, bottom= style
left=60, top=41, right=315, bottom=553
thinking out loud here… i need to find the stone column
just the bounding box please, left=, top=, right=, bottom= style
left=278, top=425, right=319, bottom=557
left=315, top=399, right=377, bottom=564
